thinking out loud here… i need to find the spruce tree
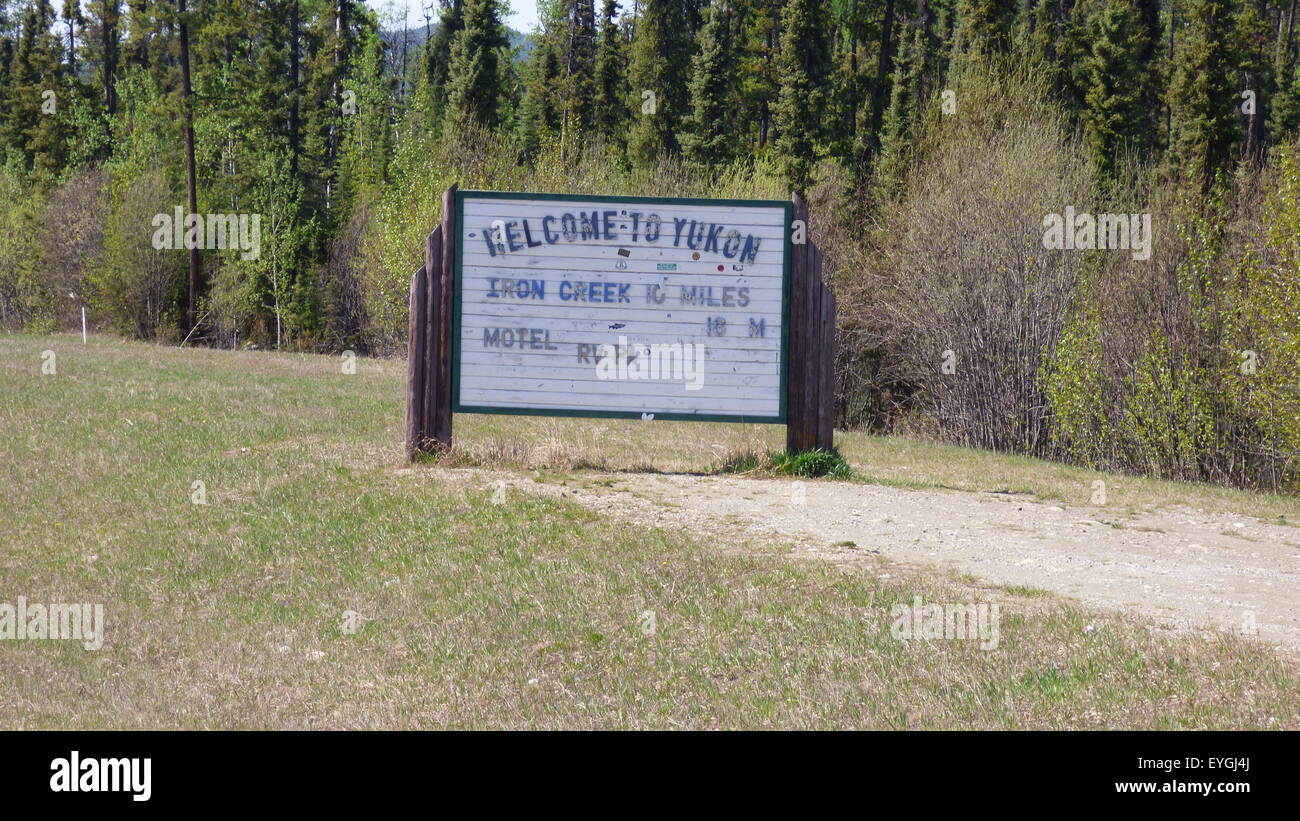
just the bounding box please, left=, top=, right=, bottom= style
left=82, top=0, right=123, bottom=118
left=953, top=0, right=1016, bottom=61
left=302, top=0, right=363, bottom=215
left=592, top=0, right=627, bottom=146
left=443, top=0, right=509, bottom=134
left=1169, top=0, right=1243, bottom=190
left=876, top=25, right=925, bottom=190
left=422, top=0, right=465, bottom=127
left=4, top=0, right=68, bottom=174
left=1270, top=50, right=1300, bottom=142
left=123, top=0, right=152, bottom=69
left=515, top=38, right=563, bottom=158
left=1024, top=0, right=1062, bottom=93
left=683, top=0, right=738, bottom=165
left=1081, top=0, right=1145, bottom=183
left=626, top=0, right=693, bottom=166
left=773, top=0, right=832, bottom=193
left=738, top=0, right=781, bottom=149
left=557, top=0, right=598, bottom=143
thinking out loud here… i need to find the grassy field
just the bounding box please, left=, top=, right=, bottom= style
left=1, top=333, right=1296, bottom=729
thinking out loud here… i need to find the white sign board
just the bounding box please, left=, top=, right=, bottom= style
left=453, top=191, right=791, bottom=422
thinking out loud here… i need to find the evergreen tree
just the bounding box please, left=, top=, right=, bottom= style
left=302, top=0, right=363, bottom=215
left=421, top=0, right=465, bottom=127
left=443, top=0, right=509, bottom=134
left=773, top=0, right=832, bottom=193
left=1023, top=0, right=1063, bottom=93
left=592, top=0, right=628, bottom=146
left=1234, top=1, right=1272, bottom=160
left=515, top=36, right=563, bottom=157
left=123, top=0, right=153, bottom=70
left=4, top=0, right=68, bottom=174
left=683, top=0, right=738, bottom=165
left=1271, top=48, right=1300, bottom=142
left=626, top=0, right=693, bottom=166
left=1081, top=0, right=1146, bottom=182
left=863, top=0, right=899, bottom=159
left=60, top=0, right=81, bottom=74
left=556, top=0, right=598, bottom=145
left=83, top=0, right=123, bottom=119
left=953, top=0, right=1016, bottom=61
left=738, top=0, right=781, bottom=150
left=1169, top=0, right=1243, bottom=190
left=828, top=0, right=873, bottom=162
left=876, top=24, right=925, bottom=189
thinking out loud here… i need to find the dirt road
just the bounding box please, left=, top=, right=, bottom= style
left=483, top=470, right=1300, bottom=653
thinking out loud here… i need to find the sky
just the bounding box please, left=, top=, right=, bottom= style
left=363, top=0, right=541, bottom=36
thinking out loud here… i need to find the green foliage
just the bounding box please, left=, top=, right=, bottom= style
left=774, top=0, right=833, bottom=192
left=444, top=0, right=511, bottom=135
left=0, top=171, right=55, bottom=330
left=626, top=0, right=693, bottom=167
left=88, top=166, right=178, bottom=339
left=1080, top=0, right=1146, bottom=183
left=592, top=0, right=628, bottom=146
left=1169, top=0, right=1243, bottom=190
left=1041, top=302, right=1109, bottom=466
left=769, top=447, right=856, bottom=479
left=683, top=0, right=739, bottom=165
left=876, top=26, right=926, bottom=191
left=421, top=0, right=467, bottom=129
left=954, top=0, right=1017, bottom=62
left=718, top=446, right=856, bottom=479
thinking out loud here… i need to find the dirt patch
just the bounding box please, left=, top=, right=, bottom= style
left=452, top=468, right=1300, bottom=654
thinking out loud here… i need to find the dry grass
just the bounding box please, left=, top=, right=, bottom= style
left=1, top=333, right=1296, bottom=729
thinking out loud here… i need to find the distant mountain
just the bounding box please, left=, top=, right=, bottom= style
left=380, top=23, right=533, bottom=70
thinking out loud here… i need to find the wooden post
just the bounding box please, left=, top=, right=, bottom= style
left=421, top=225, right=443, bottom=446
left=786, top=192, right=835, bottom=454
left=405, top=266, right=429, bottom=460
left=406, top=183, right=459, bottom=460
left=430, top=183, right=457, bottom=449
left=817, top=272, right=836, bottom=448
left=787, top=194, right=807, bottom=453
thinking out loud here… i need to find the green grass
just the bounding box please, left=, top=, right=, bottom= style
left=716, top=447, right=855, bottom=479
left=1, top=333, right=1297, bottom=729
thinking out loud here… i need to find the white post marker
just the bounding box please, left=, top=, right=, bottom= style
left=81, top=306, right=87, bottom=344
left=453, top=192, right=792, bottom=422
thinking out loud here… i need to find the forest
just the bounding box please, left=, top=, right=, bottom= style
left=1, top=0, right=1297, bottom=491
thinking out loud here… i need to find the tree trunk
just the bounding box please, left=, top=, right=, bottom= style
left=867, top=0, right=897, bottom=156
left=290, top=0, right=301, bottom=177
left=179, top=0, right=201, bottom=335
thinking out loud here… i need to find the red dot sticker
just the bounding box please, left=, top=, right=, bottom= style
left=717, top=264, right=724, bottom=271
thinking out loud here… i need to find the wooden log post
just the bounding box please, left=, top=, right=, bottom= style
left=404, top=266, right=429, bottom=460
left=406, top=183, right=459, bottom=460
left=786, top=192, right=835, bottom=454
left=817, top=272, right=837, bottom=448
left=430, top=184, right=457, bottom=449
left=420, top=225, right=443, bottom=448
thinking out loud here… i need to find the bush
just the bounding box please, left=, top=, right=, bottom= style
left=88, top=167, right=181, bottom=339
left=840, top=68, right=1092, bottom=456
